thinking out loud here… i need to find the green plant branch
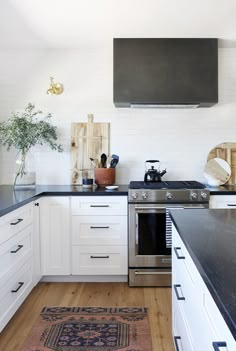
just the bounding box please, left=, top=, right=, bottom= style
left=0, top=103, right=63, bottom=186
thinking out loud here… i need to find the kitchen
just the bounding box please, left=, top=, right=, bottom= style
left=0, top=1, right=236, bottom=351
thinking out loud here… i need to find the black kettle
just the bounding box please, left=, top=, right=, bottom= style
left=144, top=160, right=167, bottom=182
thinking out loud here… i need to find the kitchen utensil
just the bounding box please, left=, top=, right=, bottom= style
left=110, top=158, right=119, bottom=168
left=107, top=156, right=112, bottom=168
left=100, top=153, right=107, bottom=168
left=111, top=154, right=119, bottom=161
left=204, top=158, right=231, bottom=186
left=144, top=160, right=167, bottom=182
left=207, top=142, right=236, bottom=185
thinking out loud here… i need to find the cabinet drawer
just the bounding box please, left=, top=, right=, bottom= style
left=71, top=196, right=127, bottom=215
left=0, top=225, right=33, bottom=285
left=72, top=246, right=128, bottom=275
left=0, top=260, right=33, bottom=332
left=202, top=288, right=236, bottom=350
left=210, top=195, right=236, bottom=208
left=173, top=297, right=194, bottom=351
left=72, top=216, right=127, bottom=246
left=0, top=203, right=33, bottom=245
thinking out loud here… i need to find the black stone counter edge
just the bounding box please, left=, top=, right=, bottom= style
left=210, top=190, right=236, bottom=195
left=170, top=214, right=236, bottom=340
left=0, top=195, right=42, bottom=217
left=0, top=187, right=128, bottom=218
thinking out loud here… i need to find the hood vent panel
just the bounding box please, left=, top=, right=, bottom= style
left=113, top=38, right=218, bottom=109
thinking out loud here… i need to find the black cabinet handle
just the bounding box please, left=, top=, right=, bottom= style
left=174, top=336, right=181, bottom=351
left=212, top=342, right=227, bottom=350
left=174, top=247, right=185, bottom=259
left=90, top=226, right=110, bottom=229
left=174, top=284, right=185, bottom=300
left=10, top=218, right=23, bottom=226
left=10, top=245, right=24, bottom=253
left=90, top=205, right=109, bottom=208
left=35, top=202, right=39, bottom=206
left=11, top=282, right=24, bottom=293
left=90, top=256, right=109, bottom=259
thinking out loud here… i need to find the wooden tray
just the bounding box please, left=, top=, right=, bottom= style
left=207, top=142, right=236, bottom=185
left=71, top=115, right=110, bottom=185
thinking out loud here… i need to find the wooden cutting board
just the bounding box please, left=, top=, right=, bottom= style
left=207, top=142, right=236, bottom=185
left=71, top=115, right=110, bottom=185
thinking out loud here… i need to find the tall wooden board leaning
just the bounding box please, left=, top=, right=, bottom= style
left=71, top=115, right=110, bottom=185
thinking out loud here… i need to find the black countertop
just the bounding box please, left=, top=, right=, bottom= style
left=0, top=185, right=128, bottom=217
left=170, top=209, right=236, bottom=340
left=206, top=184, right=236, bottom=195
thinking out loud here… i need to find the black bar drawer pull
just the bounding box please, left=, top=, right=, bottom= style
left=174, top=247, right=185, bottom=259
left=90, top=255, right=110, bottom=259
left=11, top=282, right=24, bottom=293
left=174, top=336, right=181, bottom=351
left=10, top=245, right=24, bottom=253
left=212, top=342, right=227, bottom=350
left=90, top=205, right=109, bottom=208
left=90, top=226, right=110, bottom=229
left=174, top=284, right=185, bottom=300
left=10, top=218, right=23, bottom=226
left=227, top=204, right=236, bottom=207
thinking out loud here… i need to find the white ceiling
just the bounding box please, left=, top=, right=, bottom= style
left=1, top=0, right=236, bottom=49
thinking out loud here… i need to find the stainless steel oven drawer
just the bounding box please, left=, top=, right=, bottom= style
left=129, top=268, right=171, bottom=287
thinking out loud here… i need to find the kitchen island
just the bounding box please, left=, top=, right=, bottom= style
left=170, top=208, right=236, bottom=348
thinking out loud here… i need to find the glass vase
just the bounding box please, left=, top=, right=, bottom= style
left=13, top=151, right=36, bottom=189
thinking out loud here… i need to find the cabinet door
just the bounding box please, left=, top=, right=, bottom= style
left=40, top=197, right=70, bottom=275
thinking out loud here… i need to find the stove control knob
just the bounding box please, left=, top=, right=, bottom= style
left=142, top=192, right=148, bottom=199
left=131, top=192, right=138, bottom=199
left=201, top=191, right=208, bottom=199
left=166, top=192, right=172, bottom=200
left=190, top=192, right=198, bottom=200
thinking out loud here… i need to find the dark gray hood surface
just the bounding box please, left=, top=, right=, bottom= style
left=113, top=38, right=218, bottom=108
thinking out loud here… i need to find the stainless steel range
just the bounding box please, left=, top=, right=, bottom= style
left=128, top=180, right=209, bottom=287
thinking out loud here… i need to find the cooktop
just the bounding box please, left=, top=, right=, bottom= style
left=129, top=180, right=206, bottom=190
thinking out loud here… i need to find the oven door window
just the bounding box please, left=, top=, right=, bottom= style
left=136, top=209, right=171, bottom=255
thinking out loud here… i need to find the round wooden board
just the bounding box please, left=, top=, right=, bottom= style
left=207, top=142, right=236, bottom=185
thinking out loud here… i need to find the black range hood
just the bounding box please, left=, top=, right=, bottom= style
left=113, top=38, right=218, bottom=108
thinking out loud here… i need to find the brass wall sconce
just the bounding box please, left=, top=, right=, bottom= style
left=46, top=77, right=64, bottom=95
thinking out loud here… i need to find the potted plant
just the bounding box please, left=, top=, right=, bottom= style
left=0, top=103, right=63, bottom=188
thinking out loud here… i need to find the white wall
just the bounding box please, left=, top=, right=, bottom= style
left=0, top=46, right=236, bottom=185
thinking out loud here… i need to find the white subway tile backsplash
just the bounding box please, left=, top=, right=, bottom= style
left=0, top=48, right=236, bottom=185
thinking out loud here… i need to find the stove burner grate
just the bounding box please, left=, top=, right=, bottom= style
left=129, top=180, right=206, bottom=190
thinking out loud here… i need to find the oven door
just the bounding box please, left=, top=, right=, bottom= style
left=129, top=203, right=206, bottom=268
left=129, top=204, right=174, bottom=268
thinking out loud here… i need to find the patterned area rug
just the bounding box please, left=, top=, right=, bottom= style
left=20, top=307, right=152, bottom=351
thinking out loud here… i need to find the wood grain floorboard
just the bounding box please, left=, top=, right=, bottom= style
left=0, top=282, right=175, bottom=351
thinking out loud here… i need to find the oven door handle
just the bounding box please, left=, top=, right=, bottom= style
left=135, top=206, right=207, bottom=211
left=135, top=271, right=171, bottom=275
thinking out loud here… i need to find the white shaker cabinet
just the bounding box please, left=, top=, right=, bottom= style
left=0, top=203, right=34, bottom=332
left=210, top=195, right=236, bottom=209
left=40, top=197, right=70, bottom=275
left=71, top=196, right=128, bottom=276
left=172, top=223, right=235, bottom=351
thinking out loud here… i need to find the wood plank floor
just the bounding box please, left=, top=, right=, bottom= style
left=0, top=282, right=175, bottom=351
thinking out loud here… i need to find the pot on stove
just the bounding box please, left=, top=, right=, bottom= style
left=144, top=160, right=167, bottom=182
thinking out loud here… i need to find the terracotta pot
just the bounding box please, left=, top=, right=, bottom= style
left=94, top=168, right=115, bottom=186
